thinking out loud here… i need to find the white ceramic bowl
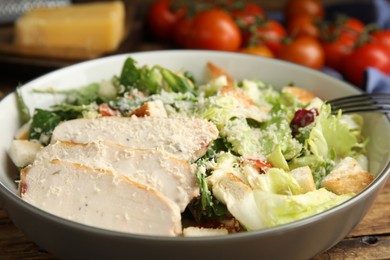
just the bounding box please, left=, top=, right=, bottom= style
left=1, top=50, right=389, bottom=260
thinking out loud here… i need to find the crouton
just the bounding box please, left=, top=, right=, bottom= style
left=290, top=166, right=316, bottom=193
left=14, top=122, right=31, bottom=140
left=183, top=227, right=229, bottom=237
left=282, top=86, right=316, bottom=105
left=207, top=62, right=234, bottom=88
left=8, top=140, right=42, bottom=167
left=130, top=100, right=167, bottom=118
left=321, top=157, right=374, bottom=195
left=212, top=173, right=252, bottom=205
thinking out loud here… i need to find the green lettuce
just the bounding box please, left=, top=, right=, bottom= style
left=250, top=188, right=352, bottom=229
left=289, top=104, right=366, bottom=186
left=251, top=168, right=303, bottom=195
left=212, top=165, right=352, bottom=231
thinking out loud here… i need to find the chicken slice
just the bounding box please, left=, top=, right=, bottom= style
left=20, top=159, right=182, bottom=236
left=50, top=116, right=218, bottom=162
left=35, top=141, right=199, bottom=211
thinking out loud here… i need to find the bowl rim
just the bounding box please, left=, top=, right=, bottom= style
left=1, top=160, right=389, bottom=243
left=1, top=49, right=390, bottom=242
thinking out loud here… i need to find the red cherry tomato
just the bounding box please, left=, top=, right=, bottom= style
left=243, top=20, right=287, bottom=54
left=239, top=45, right=274, bottom=58
left=321, top=34, right=355, bottom=72
left=342, top=42, right=390, bottom=87
left=287, top=14, right=320, bottom=39
left=371, top=30, right=390, bottom=49
left=285, top=0, right=324, bottom=22
left=277, top=36, right=325, bottom=70
left=146, top=0, right=185, bottom=42
left=231, top=2, right=265, bottom=25
left=172, top=17, right=193, bottom=48
left=186, top=10, right=242, bottom=51
left=328, top=17, right=364, bottom=41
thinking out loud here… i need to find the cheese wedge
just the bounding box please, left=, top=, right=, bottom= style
left=15, top=1, right=125, bottom=53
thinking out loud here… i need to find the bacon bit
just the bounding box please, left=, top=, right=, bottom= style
left=245, top=158, right=272, bottom=174
left=98, top=103, right=120, bottom=117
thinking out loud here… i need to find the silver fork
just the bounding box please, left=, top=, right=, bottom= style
left=327, top=93, right=390, bottom=114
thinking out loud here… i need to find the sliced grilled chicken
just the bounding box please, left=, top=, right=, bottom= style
left=20, top=159, right=182, bottom=236
left=35, top=141, right=199, bottom=211
left=51, top=116, right=218, bottom=162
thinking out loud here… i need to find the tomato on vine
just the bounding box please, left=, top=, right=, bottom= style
left=321, top=34, right=355, bottom=72
left=285, top=0, right=324, bottom=22
left=242, top=19, right=287, bottom=55
left=327, top=15, right=365, bottom=41
left=342, top=42, right=390, bottom=87
left=277, top=36, right=325, bottom=70
left=186, top=9, right=242, bottom=51
left=172, top=17, right=194, bottom=48
left=147, top=0, right=186, bottom=42
left=287, top=14, right=320, bottom=39
left=231, top=2, right=265, bottom=26
left=239, top=45, right=274, bottom=58
left=371, top=30, right=390, bottom=50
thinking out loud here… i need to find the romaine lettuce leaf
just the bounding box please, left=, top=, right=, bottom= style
left=212, top=166, right=352, bottom=231
left=250, top=188, right=352, bottom=229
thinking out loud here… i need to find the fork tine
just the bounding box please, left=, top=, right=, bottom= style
left=332, top=106, right=390, bottom=114
left=328, top=93, right=390, bottom=104
left=328, top=93, right=390, bottom=114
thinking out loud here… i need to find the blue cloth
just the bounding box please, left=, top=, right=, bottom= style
left=269, top=0, right=390, bottom=93
left=366, top=68, right=390, bottom=94
left=324, top=0, right=390, bottom=93
left=321, top=1, right=390, bottom=125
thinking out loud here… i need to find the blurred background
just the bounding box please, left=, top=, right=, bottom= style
left=1, top=0, right=389, bottom=98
